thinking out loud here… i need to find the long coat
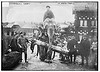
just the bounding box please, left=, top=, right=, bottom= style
left=79, top=39, right=91, bottom=57
left=67, top=39, right=78, bottom=52
left=10, top=36, right=20, bottom=52
left=17, top=36, right=29, bottom=52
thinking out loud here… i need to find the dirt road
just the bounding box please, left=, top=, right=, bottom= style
left=14, top=45, right=95, bottom=71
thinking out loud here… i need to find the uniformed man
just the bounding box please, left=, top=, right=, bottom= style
left=67, top=38, right=78, bottom=63
left=30, top=31, right=38, bottom=54
left=17, top=32, right=29, bottom=63
left=10, top=33, right=20, bottom=52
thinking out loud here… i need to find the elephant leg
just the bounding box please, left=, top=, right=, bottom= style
left=60, top=54, right=64, bottom=61
left=39, top=46, right=46, bottom=61
left=45, top=47, right=48, bottom=58
left=47, top=39, right=52, bottom=60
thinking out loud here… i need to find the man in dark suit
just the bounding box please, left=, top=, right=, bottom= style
left=67, top=38, right=78, bottom=63
left=43, top=6, right=55, bottom=22
left=17, top=32, right=29, bottom=63
left=79, top=35, right=91, bottom=65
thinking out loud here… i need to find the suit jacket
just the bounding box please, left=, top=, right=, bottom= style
left=43, top=10, right=54, bottom=21
left=79, top=39, right=91, bottom=56
left=67, top=39, right=78, bottom=52
left=17, top=36, right=28, bottom=50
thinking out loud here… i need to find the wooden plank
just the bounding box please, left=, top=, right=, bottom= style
left=34, top=39, right=69, bottom=55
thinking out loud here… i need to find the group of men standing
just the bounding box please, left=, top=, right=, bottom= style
left=4, top=32, right=29, bottom=63
left=67, top=35, right=91, bottom=66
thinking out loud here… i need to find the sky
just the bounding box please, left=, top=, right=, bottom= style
left=3, top=2, right=75, bottom=23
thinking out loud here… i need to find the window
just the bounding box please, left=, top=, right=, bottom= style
left=84, top=20, right=87, bottom=27
left=80, top=20, right=83, bottom=27
left=91, top=21, right=94, bottom=26
left=95, top=20, right=97, bottom=27
left=80, top=20, right=87, bottom=27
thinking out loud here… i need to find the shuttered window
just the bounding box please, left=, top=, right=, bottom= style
left=91, top=21, right=94, bottom=26
left=84, top=20, right=87, bottom=27
left=80, top=20, right=83, bottom=27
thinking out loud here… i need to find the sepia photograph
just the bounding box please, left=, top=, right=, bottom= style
left=1, top=1, right=98, bottom=71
